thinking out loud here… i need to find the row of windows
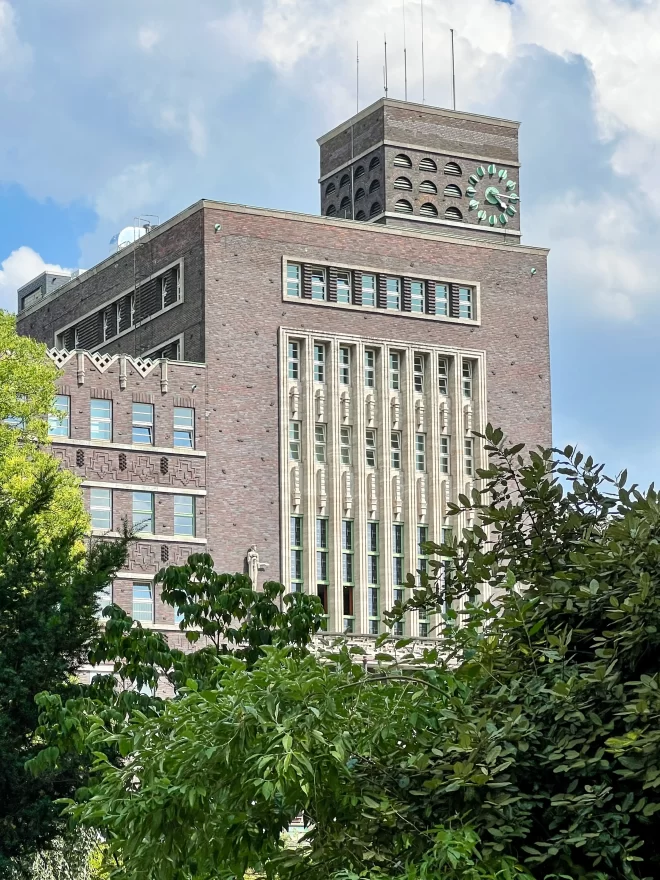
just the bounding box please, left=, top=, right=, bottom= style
left=393, top=177, right=462, bottom=197
left=48, top=397, right=195, bottom=448
left=90, top=487, right=197, bottom=536
left=128, top=582, right=184, bottom=625
left=324, top=157, right=461, bottom=198
left=285, top=263, right=475, bottom=319
left=326, top=199, right=458, bottom=221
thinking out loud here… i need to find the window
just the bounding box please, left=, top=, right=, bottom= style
left=364, top=349, right=375, bottom=387
left=369, top=179, right=381, bottom=194
left=340, top=173, right=350, bottom=188
left=174, top=605, right=185, bottom=625
left=465, top=437, right=474, bottom=477
left=365, top=429, right=377, bottom=468
left=339, top=346, right=350, bottom=384
left=161, top=268, right=181, bottom=309
left=289, top=421, right=301, bottom=460
left=102, top=303, right=118, bottom=341
left=419, top=179, right=438, bottom=194
left=132, top=403, right=154, bottom=445
left=369, top=201, right=382, bottom=217
left=90, top=488, right=112, bottom=530
left=355, top=188, right=365, bottom=202
left=392, top=524, right=405, bottom=635
left=326, top=205, right=337, bottom=217
left=440, top=436, right=450, bottom=474
left=48, top=395, right=70, bottom=438
left=419, top=157, right=437, bottom=172
left=355, top=165, right=365, bottom=179
left=316, top=518, right=329, bottom=625
left=445, top=206, right=463, bottom=221
left=133, top=492, right=154, bottom=534
left=444, top=161, right=462, bottom=176
left=362, top=274, right=376, bottom=307
left=339, top=196, right=351, bottom=216
left=325, top=182, right=336, bottom=196
left=435, top=283, right=449, bottom=316
left=413, top=354, right=424, bottom=392
left=337, top=271, right=351, bottom=303
left=290, top=516, right=303, bottom=592
left=420, top=203, right=439, bottom=217
left=393, top=153, right=412, bottom=168
left=174, top=495, right=195, bottom=536
left=90, top=399, right=112, bottom=442
left=389, top=352, right=400, bottom=390
left=173, top=407, right=194, bottom=448
left=444, top=183, right=462, bottom=197
left=407, top=281, right=423, bottom=314
left=315, top=424, right=326, bottom=463
left=288, top=341, right=300, bottom=380
left=287, top=263, right=301, bottom=297
left=342, top=520, right=354, bottom=633
left=386, top=277, right=401, bottom=310
left=132, top=582, right=153, bottom=623
left=438, top=356, right=449, bottom=396
left=462, top=360, right=473, bottom=398
left=415, top=434, right=426, bottom=471
left=311, top=267, right=326, bottom=300
left=369, top=155, right=381, bottom=170
left=314, top=344, right=325, bottom=382
left=340, top=426, right=352, bottom=465
left=96, top=583, right=112, bottom=619
left=5, top=392, right=26, bottom=429
left=459, top=286, right=474, bottom=319
left=356, top=211, right=367, bottom=221
left=367, top=521, right=379, bottom=635
left=394, top=199, right=413, bottom=214
left=394, top=176, right=412, bottom=190
left=417, top=525, right=429, bottom=637
left=391, top=431, right=401, bottom=469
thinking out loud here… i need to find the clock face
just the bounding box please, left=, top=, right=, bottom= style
left=465, top=164, right=519, bottom=227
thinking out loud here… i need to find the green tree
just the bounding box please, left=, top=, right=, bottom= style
left=50, top=428, right=660, bottom=880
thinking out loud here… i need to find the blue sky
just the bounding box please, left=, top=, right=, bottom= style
left=2, top=0, right=660, bottom=485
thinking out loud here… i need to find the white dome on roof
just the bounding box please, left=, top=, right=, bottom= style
left=109, top=226, right=148, bottom=251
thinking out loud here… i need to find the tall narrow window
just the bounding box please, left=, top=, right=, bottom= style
left=132, top=582, right=153, bottom=623
left=340, top=426, right=352, bottom=465
left=288, top=341, right=300, bottom=379
left=287, top=263, right=301, bottom=297
left=48, top=395, right=70, bottom=438
left=364, top=349, right=375, bottom=388
left=362, top=273, right=376, bottom=307
left=290, top=515, right=303, bottom=592
left=386, top=277, right=401, bottom=310
left=173, top=407, right=194, bottom=448
left=339, top=346, right=350, bottom=384
left=342, top=520, right=354, bottom=633
left=311, top=267, right=326, bottom=301
left=132, top=403, right=154, bottom=445
left=435, top=283, right=449, bottom=317
left=365, top=429, right=377, bottom=467
left=465, top=437, right=474, bottom=477
left=337, top=271, right=351, bottom=304
left=316, top=517, right=329, bottom=628
left=459, top=286, right=474, bottom=319
left=174, top=495, right=195, bottom=536
left=415, top=434, right=426, bottom=471
left=96, top=583, right=112, bottom=619
left=411, top=281, right=425, bottom=313
left=132, top=492, right=155, bottom=534
left=367, top=521, right=380, bottom=635
left=391, top=431, right=401, bottom=469
left=440, top=436, right=450, bottom=474
left=314, top=424, right=326, bottom=463
left=314, top=344, right=325, bottom=382
left=103, top=303, right=118, bottom=341
left=389, top=352, right=400, bottom=390
left=438, top=357, right=449, bottom=396
left=462, top=360, right=473, bottom=398
left=413, top=355, right=424, bottom=392
left=90, top=488, right=112, bottom=530
left=289, top=421, right=301, bottom=460
left=90, top=399, right=112, bottom=442
left=392, top=523, right=405, bottom=636
left=417, top=525, right=429, bottom=637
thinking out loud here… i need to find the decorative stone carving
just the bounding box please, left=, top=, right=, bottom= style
left=440, top=399, right=450, bottom=431
left=129, top=542, right=159, bottom=572
left=417, top=475, right=427, bottom=519
left=77, top=351, right=85, bottom=386
left=315, top=388, right=325, bottom=421
left=464, top=402, right=473, bottom=433
left=343, top=470, right=352, bottom=514
left=416, top=399, right=425, bottom=431
left=317, top=468, right=327, bottom=513
left=160, top=360, right=169, bottom=394
left=340, top=390, right=350, bottom=423
left=392, top=473, right=402, bottom=517
left=291, top=465, right=301, bottom=510
left=366, top=394, right=375, bottom=426
left=368, top=472, right=377, bottom=517
left=247, top=545, right=268, bottom=588
left=391, top=397, right=400, bottom=428
left=170, top=459, right=203, bottom=487
left=289, top=386, right=299, bottom=418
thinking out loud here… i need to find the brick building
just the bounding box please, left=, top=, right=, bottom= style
left=18, top=98, right=551, bottom=641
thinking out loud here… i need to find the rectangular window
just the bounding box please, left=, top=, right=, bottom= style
left=342, top=519, right=354, bottom=633
left=337, top=271, right=351, bottom=303
left=362, top=273, right=376, bottom=307
left=289, top=421, right=301, bottom=460
left=438, top=356, right=449, bottom=396
left=174, top=495, right=195, bottom=536
left=316, top=518, right=329, bottom=613
left=339, top=346, right=350, bottom=385
left=340, top=426, right=352, bottom=465
left=133, top=491, right=155, bottom=534
left=96, top=583, right=112, bottom=619
left=462, top=360, right=473, bottom=398
left=132, top=402, right=154, bottom=445
left=90, top=399, right=112, bottom=442
left=393, top=523, right=405, bottom=636
left=367, top=521, right=379, bottom=636
left=435, top=283, right=449, bottom=317
left=386, top=277, right=401, bottom=310
left=459, top=286, right=474, bottom=319
left=173, top=407, right=194, bottom=448
left=389, top=352, right=400, bottom=391
left=314, top=344, right=325, bottom=382
left=288, top=341, right=299, bottom=380
left=48, top=395, right=70, bottom=438
left=415, top=434, right=426, bottom=472
left=391, top=431, right=401, bottom=469
left=365, top=429, right=377, bottom=468
left=287, top=263, right=301, bottom=297
left=440, top=436, right=450, bottom=474
left=413, top=355, right=424, bottom=393
left=315, top=424, right=326, bottom=463
left=465, top=437, right=474, bottom=477
left=290, top=515, right=303, bottom=592
left=364, top=349, right=375, bottom=388
left=417, top=524, right=429, bottom=636
left=90, top=488, right=112, bottom=530
left=132, top=582, right=153, bottom=623
left=311, top=267, right=326, bottom=301
left=411, top=280, right=425, bottom=313
left=102, top=303, right=118, bottom=341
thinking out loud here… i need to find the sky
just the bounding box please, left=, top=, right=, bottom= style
left=1, top=0, right=660, bottom=486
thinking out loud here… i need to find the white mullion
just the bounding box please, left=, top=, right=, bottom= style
left=403, top=346, right=417, bottom=636
left=327, top=338, right=342, bottom=632
left=378, top=344, right=393, bottom=618
left=303, top=335, right=316, bottom=596
left=354, top=340, right=368, bottom=635
left=279, top=329, right=292, bottom=590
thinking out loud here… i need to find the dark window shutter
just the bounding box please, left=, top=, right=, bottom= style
left=377, top=275, right=387, bottom=309
left=63, top=327, right=76, bottom=350
left=402, top=278, right=412, bottom=312
left=426, top=283, right=436, bottom=316
left=135, top=278, right=160, bottom=321
left=328, top=267, right=338, bottom=303
left=353, top=271, right=363, bottom=306
left=162, top=267, right=179, bottom=308
left=450, top=284, right=460, bottom=318
left=302, top=265, right=312, bottom=299
left=77, top=311, right=103, bottom=350
left=118, top=294, right=132, bottom=332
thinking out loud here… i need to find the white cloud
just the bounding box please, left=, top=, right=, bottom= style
left=0, top=247, right=71, bottom=313
left=138, top=27, right=160, bottom=51
left=0, top=0, right=32, bottom=87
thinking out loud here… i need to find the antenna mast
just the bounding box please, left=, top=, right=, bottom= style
left=384, top=34, right=388, bottom=97
left=450, top=28, right=456, bottom=110
left=402, top=0, right=408, bottom=101
left=421, top=0, right=425, bottom=103
left=356, top=41, right=359, bottom=113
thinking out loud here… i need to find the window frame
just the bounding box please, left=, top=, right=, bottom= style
left=367, top=520, right=380, bottom=635
left=287, top=263, right=301, bottom=297
left=311, top=267, right=326, bottom=301
left=339, top=346, right=350, bottom=385
left=289, top=420, right=301, bottom=461
left=413, top=354, right=424, bottom=392
left=48, top=394, right=70, bottom=438
left=90, top=487, right=112, bottom=530
left=132, top=581, right=154, bottom=624
left=386, top=277, right=401, bottom=310
left=314, top=423, right=326, bottom=463
left=288, top=340, right=300, bottom=380
left=438, top=357, right=449, bottom=396
left=132, top=491, right=155, bottom=535
left=132, top=402, right=154, bottom=445
left=389, top=351, right=400, bottom=390
left=313, top=344, right=325, bottom=383
left=336, top=271, right=352, bottom=304
left=415, top=434, right=426, bottom=472
left=465, top=437, right=474, bottom=477
left=391, top=431, right=402, bottom=470
left=462, top=360, right=473, bottom=399
left=364, top=349, right=376, bottom=388
left=174, top=494, right=196, bottom=537
left=459, top=286, right=474, bottom=319
left=411, top=280, right=425, bottom=313
left=290, top=515, right=303, bottom=592
left=91, top=399, right=112, bottom=442
left=365, top=429, right=377, bottom=468
left=173, top=406, right=195, bottom=448
left=361, top=274, right=376, bottom=307
left=340, top=426, right=352, bottom=465
left=440, top=436, right=450, bottom=475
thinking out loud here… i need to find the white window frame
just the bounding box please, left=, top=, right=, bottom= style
left=411, top=280, right=425, bottom=313
left=440, top=436, right=450, bottom=474
left=365, top=429, right=377, bottom=468
left=364, top=349, right=375, bottom=388
left=132, top=581, right=154, bottom=623
left=132, top=491, right=155, bottom=534
left=415, top=434, right=426, bottom=472
left=435, top=283, right=449, bottom=317
left=459, top=286, right=474, bottom=320
left=438, top=357, right=449, bottom=396
left=367, top=520, right=380, bottom=635
left=311, top=267, right=326, bottom=301
left=173, top=407, right=195, bottom=448
left=413, top=355, right=424, bottom=393
left=290, top=515, right=303, bottom=592
left=314, top=344, right=325, bottom=383
left=48, top=395, right=70, bottom=438
left=340, top=426, right=352, bottom=465
left=287, top=263, right=301, bottom=297
left=389, top=352, right=400, bottom=391
left=91, top=399, right=112, bottom=442
left=339, top=346, right=350, bottom=385
left=336, top=271, right=351, bottom=304
left=462, top=360, right=473, bottom=399
left=132, top=402, right=154, bottom=445
left=174, top=495, right=196, bottom=537
left=386, top=277, right=401, bottom=310
left=314, top=424, right=326, bottom=463
left=288, top=341, right=300, bottom=380
left=362, top=273, right=376, bottom=307
left=391, top=431, right=402, bottom=469
left=289, top=421, right=301, bottom=460
left=90, top=487, right=112, bottom=530
left=465, top=437, right=474, bottom=476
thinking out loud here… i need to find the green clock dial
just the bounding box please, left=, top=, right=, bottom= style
left=465, top=163, right=519, bottom=227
